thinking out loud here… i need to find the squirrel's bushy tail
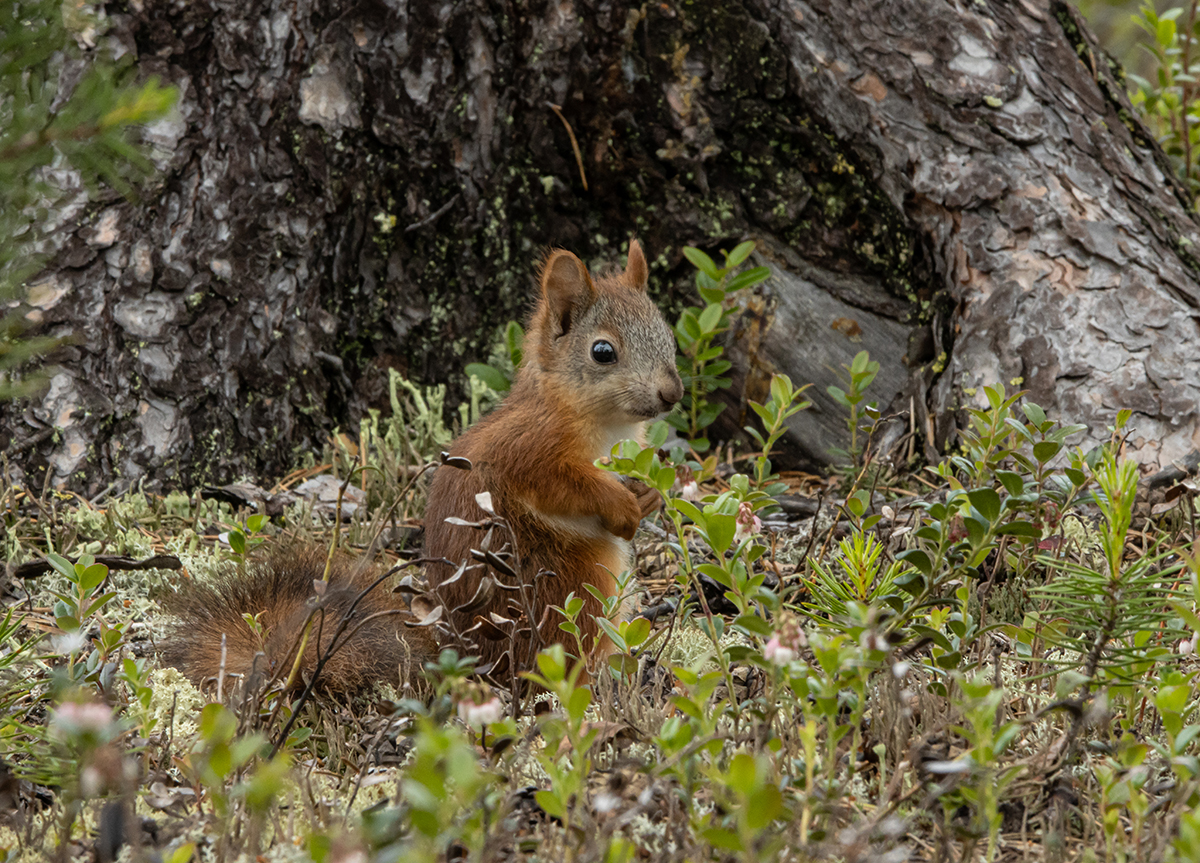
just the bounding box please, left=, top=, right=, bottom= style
left=160, top=546, right=433, bottom=696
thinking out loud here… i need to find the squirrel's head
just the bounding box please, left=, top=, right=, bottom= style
left=527, top=239, right=684, bottom=428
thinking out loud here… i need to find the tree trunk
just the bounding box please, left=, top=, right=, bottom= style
left=6, top=0, right=1198, bottom=493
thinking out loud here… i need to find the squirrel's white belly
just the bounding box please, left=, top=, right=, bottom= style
left=529, top=510, right=632, bottom=569
left=533, top=511, right=606, bottom=539
left=532, top=511, right=630, bottom=553
left=596, top=421, right=646, bottom=461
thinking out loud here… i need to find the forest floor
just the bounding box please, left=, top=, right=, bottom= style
left=2, top=389, right=1200, bottom=863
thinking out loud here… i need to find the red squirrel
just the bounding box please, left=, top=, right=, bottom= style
left=162, top=240, right=681, bottom=694
left=424, top=239, right=683, bottom=673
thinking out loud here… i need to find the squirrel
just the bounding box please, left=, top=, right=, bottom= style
left=161, top=239, right=682, bottom=694
left=424, top=238, right=683, bottom=674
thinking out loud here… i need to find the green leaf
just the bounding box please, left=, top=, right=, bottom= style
left=894, top=571, right=926, bottom=596
left=963, top=516, right=986, bottom=547
left=567, top=686, right=592, bottom=721
left=726, top=240, right=756, bottom=267
left=465, top=363, right=511, bottom=393
left=287, top=726, right=314, bottom=746
left=1158, top=17, right=1176, bottom=47
left=996, top=470, right=1025, bottom=496
left=1004, top=417, right=1034, bottom=443
left=845, top=494, right=865, bottom=519
left=596, top=617, right=628, bottom=653
left=671, top=498, right=704, bottom=525
left=704, top=513, right=736, bottom=555
left=683, top=247, right=720, bottom=280
left=727, top=752, right=757, bottom=795
left=732, top=613, right=773, bottom=637
left=536, top=646, right=567, bottom=682
left=246, top=514, right=267, bottom=533
left=697, top=302, right=723, bottom=334
left=199, top=703, right=237, bottom=744
left=934, top=651, right=962, bottom=670
left=46, top=552, right=76, bottom=580
left=910, top=624, right=955, bottom=652
left=701, top=827, right=742, bottom=852
left=80, top=563, right=108, bottom=592
left=230, top=734, right=265, bottom=769
left=165, top=843, right=196, bottom=863
left=967, top=488, right=1001, bottom=523
left=749, top=399, right=774, bottom=424
left=671, top=694, right=704, bottom=720
left=677, top=311, right=701, bottom=341
left=623, top=617, right=651, bottom=648
left=985, top=385, right=1003, bottom=410
left=746, top=784, right=783, bottom=829
left=897, top=549, right=932, bottom=576
left=505, top=320, right=525, bottom=367
left=207, top=742, right=233, bottom=779
left=697, top=563, right=734, bottom=589
left=634, top=445, right=655, bottom=476
left=1022, top=402, right=1046, bottom=426
left=535, top=790, right=565, bottom=819
left=228, top=531, right=246, bottom=554
left=725, top=266, right=771, bottom=292
left=1033, top=440, right=1061, bottom=463
left=647, top=420, right=670, bottom=449
left=608, top=653, right=639, bottom=676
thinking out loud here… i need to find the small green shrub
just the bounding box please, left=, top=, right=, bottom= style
left=669, top=242, right=771, bottom=452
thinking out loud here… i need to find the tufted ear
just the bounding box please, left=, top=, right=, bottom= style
left=624, top=238, right=648, bottom=291
left=539, top=249, right=596, bottom=338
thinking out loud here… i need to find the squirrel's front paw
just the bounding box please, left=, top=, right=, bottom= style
left=625, top=478, right=662, bottom=520
left=602, top=489, right=643, bottom=541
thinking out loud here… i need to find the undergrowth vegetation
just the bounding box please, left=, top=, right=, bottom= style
left=2, top=243, right=1199, bottom=863
left=4, top=4, right=1200, bottom=862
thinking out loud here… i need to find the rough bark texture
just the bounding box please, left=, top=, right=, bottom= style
left=5, top=0, right=1199, bottom=493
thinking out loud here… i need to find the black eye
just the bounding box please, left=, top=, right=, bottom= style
left=591, top=340, right=617, bottom=364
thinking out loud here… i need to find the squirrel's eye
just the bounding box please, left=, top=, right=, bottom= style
left=591, top=340, right=617, bottom=364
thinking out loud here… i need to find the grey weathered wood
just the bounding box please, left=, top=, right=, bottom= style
left=717, top=0, right=1200, bottom=470
left=4, top=0, right=1199, bottom=492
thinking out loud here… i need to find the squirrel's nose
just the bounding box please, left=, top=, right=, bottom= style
left=659, top=372, right=684, bottom=407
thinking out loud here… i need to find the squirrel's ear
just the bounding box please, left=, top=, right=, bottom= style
left=624, top=238, right=648, bottom=291
left=540, top=249, right=596, bottom=337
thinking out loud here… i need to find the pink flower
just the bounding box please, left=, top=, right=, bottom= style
left=763, top=637, right=797, bottom=665
left=734, top=502, right=762, bottom=544
left=764, top=613, right=807, bottom=666
left=50, top=701, right=115, bottom=743
left=457, top=695, right=503, bottom=727
left=675, top=466, right=702, bottom=502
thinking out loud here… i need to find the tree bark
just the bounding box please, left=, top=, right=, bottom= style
left=5, top=0, right=1198, bottom=493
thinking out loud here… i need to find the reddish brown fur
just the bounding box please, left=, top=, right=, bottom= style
left=161, top=547, right=434, bottom=696
left=424, top=240, right=682, bottom=671
left=424, top=384, right=635, bottom=669
left=161, top=241, right=678, bottom=695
